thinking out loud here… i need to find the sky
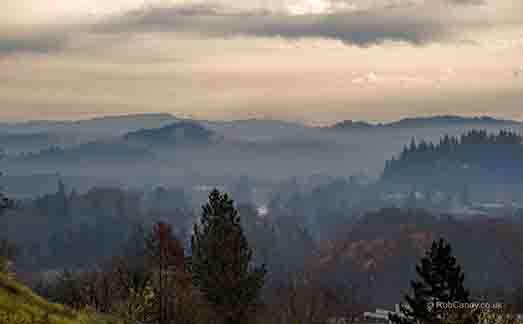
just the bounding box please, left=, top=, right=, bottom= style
left=1, top=0, right=522, bottom=124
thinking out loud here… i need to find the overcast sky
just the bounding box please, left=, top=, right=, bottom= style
left=1, top=0, right=522, bottom=124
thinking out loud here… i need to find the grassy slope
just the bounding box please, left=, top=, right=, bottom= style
left=0, top=273, right=117, bottom=324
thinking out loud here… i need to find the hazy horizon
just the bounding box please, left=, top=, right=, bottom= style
left=2, top=111, right=523, bottom=127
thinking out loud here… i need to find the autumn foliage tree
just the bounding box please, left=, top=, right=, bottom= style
left=191, top=189, right=267, bottom=324
left=146, top=221, right=187, bottom=324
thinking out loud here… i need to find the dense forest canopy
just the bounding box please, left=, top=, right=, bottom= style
left=383, top=130, right=523, bottom=195
left=2, top=181, right=523, bottom=310
left=385, top=130, right=523, bottom=173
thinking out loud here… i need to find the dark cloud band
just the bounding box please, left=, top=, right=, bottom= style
left=94, top=5, right=448, bottom=46
left=1, top=0, right=496, bottom=55
left=0, top=32, right=69, bottom=55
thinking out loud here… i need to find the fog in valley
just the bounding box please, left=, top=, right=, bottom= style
left=3, top=114, right=523, bottom=320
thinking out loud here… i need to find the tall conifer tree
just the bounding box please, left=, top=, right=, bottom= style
left=191, top=189, right=267, bottom=324
left=391, top=238, right=475, bottom=324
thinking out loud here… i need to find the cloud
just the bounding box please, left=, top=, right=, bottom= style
left=352, top=72, right=439, bottom=86
left=1, top=0, right=518, bottom=55
left=93, top=4, right=448, bottom=46
left=446, top=0, right=485, bottom=5
left=0, top=32, right=70, bottom=55
left=352, top=72, right=386, bottom=84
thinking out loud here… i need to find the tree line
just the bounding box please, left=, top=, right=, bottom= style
left=4, top=183, right=523, bottom=323
left=384, top=130, right=523, bottom=175
left=383, top=130, right=523, bottom=197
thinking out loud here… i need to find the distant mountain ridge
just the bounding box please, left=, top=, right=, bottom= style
left=4, top=113, right=523, bottom=195
left=326, top=115, right=521, bottom=131
left=328, top=120, right=376, bottom=131
left=389, top=115, right=519, bottom=127
left=124, top=121, right=215, bottom=145
left=0, top=113, right=178, bottom=135
left=11, top=121, right=215, bottom=163
left=2, top=113, right=521, bottom=135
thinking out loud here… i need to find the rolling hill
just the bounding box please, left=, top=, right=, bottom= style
left=0, top=113, right=178, bottom=136
left=325, top=115, right=521, bottom=132
left=124, top=121, right=215, bottom=146
left=0, top=274, right=116, bottom=324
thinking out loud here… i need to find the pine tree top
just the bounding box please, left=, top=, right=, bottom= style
left=391, top=238, right=472, bottom=324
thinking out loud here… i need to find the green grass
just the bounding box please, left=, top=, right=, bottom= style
left=0, top=273, right=120, bottom=324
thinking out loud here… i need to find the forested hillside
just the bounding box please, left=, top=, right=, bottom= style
left=383, top=130, right=523, bottom=196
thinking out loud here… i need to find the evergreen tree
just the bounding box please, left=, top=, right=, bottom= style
left=0, top=193, right=9, bottom=216
left=0, top=173, right=13, bottom=273
left=390, top=238, right=475, bottom=324
left=56, top=180, right=70, bottom=220
left=405, top=190, right=418, bottom=209
left=191, top=189, right=267, bottom=324
left=460, top=185, right=471, bottom=206
left=0, top=173, right=12, bottom=215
